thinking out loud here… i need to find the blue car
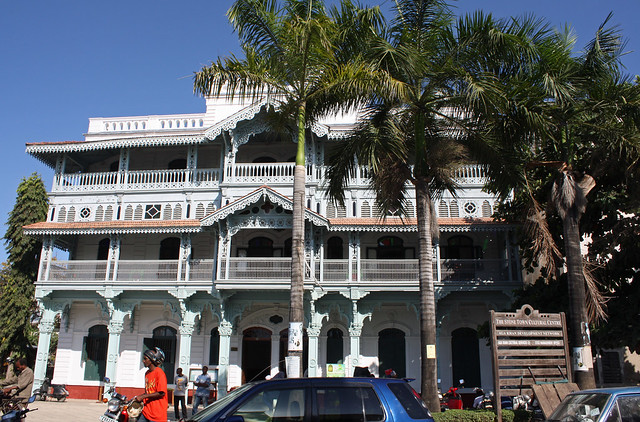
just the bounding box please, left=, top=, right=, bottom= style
left=546, top=386, right=640, bottom=422
left=187, top=377, right=435, bottom=422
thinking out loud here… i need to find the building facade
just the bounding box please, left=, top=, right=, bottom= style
left=25, top=93, right=521, bottom=398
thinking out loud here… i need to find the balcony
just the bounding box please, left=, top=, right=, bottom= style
left=52, top=169, right=221, bottom=192
left=38, top=257, right=518, bottom=293
left=50, top=164, right=487, bottom=192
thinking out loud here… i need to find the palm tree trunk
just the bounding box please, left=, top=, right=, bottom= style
left=563, top=213, right=596, bottom=389
left=288, top=103, right=306, bottom=377
left=415, top=178, right=440, bottom=412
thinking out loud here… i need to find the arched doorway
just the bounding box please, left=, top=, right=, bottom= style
left=83, top=325, right=108, bottom=381
left=326, top=328, right=344, bottom=364
left=378, top=328, right=406, bottom=378
left=144, top=326, right=177, bottom=383
left=451, top=327, right=481, bottom=387
left=209, top=327, right=220, bottom=366
left=242, top=327, right=272, bottom=382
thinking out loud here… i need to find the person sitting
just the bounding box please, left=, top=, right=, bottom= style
left=0, top=358, right=34, bottom=406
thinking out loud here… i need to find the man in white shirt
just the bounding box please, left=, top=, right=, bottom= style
left=192, top=366, right=212, bottom=415
left=173, top=368, right=188, bottom=421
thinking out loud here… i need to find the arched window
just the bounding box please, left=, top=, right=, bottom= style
left=247, top=237, right=274, bottom=257
left=209, top=327, right=220, bottom=365
left=144, top=326, right=177, bottom=383
left=83, top=325, right=108, bottom=381
left=97, top=238, right=110, bottom=260
left=442, top=235, right=478, bottom=259
left=378, top=328, right=406, bottom=378
left=376, top=236, right=405, bottom=259
left=451, top=327, right=481, bottom=387
left=159, top=237, right=180, bottom=260
left=326, top=237, right=344, bottom=259
left=326, top=328, right=344, bottom=364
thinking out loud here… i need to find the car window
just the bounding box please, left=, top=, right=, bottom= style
left=230, top=387, right=305, bottom=422
left=615, top=395, right=640, bottom=422
left=315, top=386, right=384, bottom=422
left=387, top=382, right=432, bottom=419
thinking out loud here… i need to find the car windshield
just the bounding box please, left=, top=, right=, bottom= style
left=547, top=393, right=611, bottom=422
left=187, top=383, right=256, bottom=421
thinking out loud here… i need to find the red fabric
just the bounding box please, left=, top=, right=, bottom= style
left=142, top=367, right=168, bottom=421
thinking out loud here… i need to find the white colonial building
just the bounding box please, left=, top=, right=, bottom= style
left=25, top=92, right=521, bottom=399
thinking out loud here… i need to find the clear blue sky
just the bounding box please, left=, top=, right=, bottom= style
left=1, top=0, right=639, bottom=262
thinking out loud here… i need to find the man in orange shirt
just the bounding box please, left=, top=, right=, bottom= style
left=134, top=347, right=168, bottom=422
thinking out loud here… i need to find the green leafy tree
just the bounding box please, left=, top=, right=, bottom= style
left=327, top=0, right=548, bottom=409
left=487, top=16, right=640, bottom=388
left=193, top=0, right=393, bottom=376
left=0, top=173, right=49, bottom=361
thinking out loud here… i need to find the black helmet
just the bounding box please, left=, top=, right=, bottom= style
left=144, top=347, right=165, bottom=366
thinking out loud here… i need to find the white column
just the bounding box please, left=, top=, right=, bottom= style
left=307, top=325, right=320, bottom=377
left=217, top=321, right=232, bottom=398
left=105, top=319, right=124, bottom=385
left=270, top=335, right=280, bottom=376
left=33, top=311, right=56, bottom=392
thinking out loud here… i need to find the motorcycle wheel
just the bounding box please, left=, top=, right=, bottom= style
left=57, top=396, right=66, bottom=402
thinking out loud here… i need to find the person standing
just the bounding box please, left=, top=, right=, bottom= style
left=134, top=347, right=168, bottom=422
left=192, top=366, right=211, bottom=415
left=0, top=358, right=34, bottom=406
left=173, top=367, right=188, bottom=421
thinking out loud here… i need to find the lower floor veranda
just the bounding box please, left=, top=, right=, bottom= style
left=34, top=289, right=512, bottom=399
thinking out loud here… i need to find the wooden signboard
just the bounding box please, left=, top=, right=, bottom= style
left=490, top=305, right=574, bottom=421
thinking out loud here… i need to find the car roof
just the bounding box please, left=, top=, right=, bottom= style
left=246, top=377, right=410, bottom=387
left=569, top=386, right=640, bottom=396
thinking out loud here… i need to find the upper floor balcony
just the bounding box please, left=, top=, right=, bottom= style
left=36, top=257, right=520, bottom=295
left=51, top=164, right=487, bottom=193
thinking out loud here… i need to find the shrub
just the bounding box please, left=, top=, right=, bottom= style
left=431, top=409, right=534, bottom=422
left=432, top=409, right=495, bottom=422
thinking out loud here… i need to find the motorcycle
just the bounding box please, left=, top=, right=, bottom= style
left=472, top=388, right=494, bottom=410
left=442, top=379, right=464, bottom=410
left=99, top=378, right=143, bottom=422
left=0, top=395, right=37, bottom=422
left=35, top=377, right=69, bottom=402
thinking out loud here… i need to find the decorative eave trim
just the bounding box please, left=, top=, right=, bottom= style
left=204, top=97, right=280, bottom=140
left=23, top=220, right=202, bottom=236
left=26, top=135, right=206, bottom=155
left=201, top=185, right=329, bottom=228
left=327, top=217, right=513, bottom=232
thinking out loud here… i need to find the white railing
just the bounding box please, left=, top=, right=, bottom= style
left=41, top=258, right=513, bottom=287
left=52, top=163, right=486, bottom=192
left=52, top=169, right=220, bottom=192
left=48, top=260, right=108, bottom=281
left=223, top=257, right=293, bottom=280
left=114, top=260, right=180, bottom=281
left=229, top=163, right=295, bottom=184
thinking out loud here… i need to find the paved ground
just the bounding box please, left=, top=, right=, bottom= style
left=24, top=398, right=193, bottom=422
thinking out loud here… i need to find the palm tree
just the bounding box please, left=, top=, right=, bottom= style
left=193, top=0, right=391, bottom=377
left=485, top=15, right=640, bottom=389
left=326, top=0, right=548, bottom=409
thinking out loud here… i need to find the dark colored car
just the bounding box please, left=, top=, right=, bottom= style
left=546, top=386, right=640, bottom=422
left=187, top=377, right=435, bottom=422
